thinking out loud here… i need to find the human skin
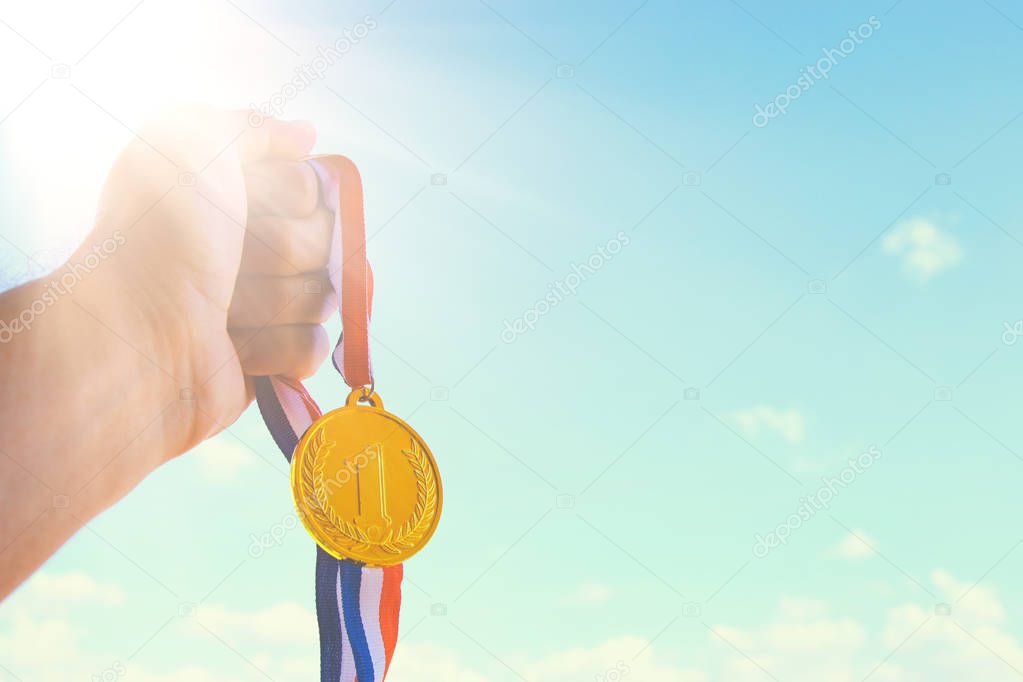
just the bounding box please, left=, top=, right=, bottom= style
left=0, top=106, right=336, bottom=599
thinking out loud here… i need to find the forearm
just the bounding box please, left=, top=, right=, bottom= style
left=0, top=260, right=187, bottom=598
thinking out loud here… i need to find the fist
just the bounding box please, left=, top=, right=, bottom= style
left=84, top=105, right=336, bottom=452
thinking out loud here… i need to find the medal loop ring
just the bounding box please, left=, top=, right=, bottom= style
left=346, top=385, right=382, bottom=409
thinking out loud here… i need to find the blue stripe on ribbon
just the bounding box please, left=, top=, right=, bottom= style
left=341, top=561, right=375, bottom=682
left=315, top=549, right=343, bottom=682
left=253, top=377, right=299, bottom=461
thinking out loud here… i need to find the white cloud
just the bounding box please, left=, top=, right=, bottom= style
left=709, top=597, right=868, bottom=682
left=6, top=569, right=1023, bottom=681
left=25, top=571, right=125, bottom=606
left=877, top=600, right=1023, bottom=681
left=733, top=406, right=806, bottom=444
left=388, top=643, right=493, bottom=682
left=708, top=572, right=1023, bottom=682
left=193, top=437, right=254, bottom=483
left=196, top=601, right=317, bottom=645
left=379, top=637, right=709, bottom=682
left=0, top=610, right=84, bottom=673
left=0, top=572, right=120, bottom=677
left=831, top=530, right=876, bottom=559
left=526, top=636, right=707, bottom=682
left=560, top=581, right=612, bottom=607
left=123, top=665, right=260, bottom=682
left=882, top=217, right=962, bottom=281
left=0, top=572, right=316, bottom=681
left=931, top=568, right=1004, bottom=623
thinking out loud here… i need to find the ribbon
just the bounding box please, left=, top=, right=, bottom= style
left=323, top=155, right=374, bottom=390
left=253, top=156, right=401, bottom=682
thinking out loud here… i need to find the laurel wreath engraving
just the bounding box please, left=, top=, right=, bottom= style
left=306, top=429, right=437, bottom=557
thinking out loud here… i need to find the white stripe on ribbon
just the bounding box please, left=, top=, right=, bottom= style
left=360, top=568, right=386, bottom=679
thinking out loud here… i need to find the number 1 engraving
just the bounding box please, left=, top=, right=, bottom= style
left=354, top=444, right=390, bottom=526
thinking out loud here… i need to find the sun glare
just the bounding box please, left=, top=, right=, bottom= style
left=1, top=0, right=281, bottom=255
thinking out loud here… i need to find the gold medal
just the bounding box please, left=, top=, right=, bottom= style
left=291, top=388, right=442, bottom=566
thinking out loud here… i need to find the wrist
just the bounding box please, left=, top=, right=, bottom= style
left=69, top=235, right=202, bottom=461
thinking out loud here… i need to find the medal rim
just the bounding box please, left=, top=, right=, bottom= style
left=290, top=401, right=443, bottom=567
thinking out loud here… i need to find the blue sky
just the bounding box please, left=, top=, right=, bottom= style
left=4, top=0, right=1023, bottom=679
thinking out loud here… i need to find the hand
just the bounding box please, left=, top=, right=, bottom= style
left=0, top=104, right=338, bottom=599
left=84, top=104, right=335, bottom=454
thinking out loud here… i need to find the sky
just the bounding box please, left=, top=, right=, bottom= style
left=3, top=0, right=1023, bottom=680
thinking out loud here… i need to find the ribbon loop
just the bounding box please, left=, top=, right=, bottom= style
left=312, top=155, right=374, bottom=390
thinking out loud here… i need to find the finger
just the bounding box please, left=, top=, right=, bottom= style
left=243, top=376, right=257, bottom=405
left=241, top=208, right=334, bottom=275
left=228, top=273, right=335, bottom=327
left=235, top=115, right=317, bottom=163
left=245, top=161, right=319, bottom=217
left=231, top=324, right=329, bottom=378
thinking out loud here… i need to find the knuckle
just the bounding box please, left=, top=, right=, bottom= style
left=311, top=289, right=337, bottom=323
left=306, top=209, right=335, bottom=268
left=252, top=217, right=299, bottom=268
left=294, top=325, right=328, bottom=377
left=313, top=206, right=335, bottom=236
left=293, top=163, right=320, bottom=215
left=274, top=228, right=301, bottom=267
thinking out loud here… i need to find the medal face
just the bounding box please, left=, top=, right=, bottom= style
left=291, top=391, right=442, bottom=566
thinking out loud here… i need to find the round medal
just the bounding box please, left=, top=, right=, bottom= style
left=291, top=389, right=442, bottom=566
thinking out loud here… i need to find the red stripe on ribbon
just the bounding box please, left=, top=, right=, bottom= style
left=380, top=564, right=403, bottom=674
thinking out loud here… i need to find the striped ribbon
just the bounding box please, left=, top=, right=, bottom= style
left=252, top=156, right=402, bottom=682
